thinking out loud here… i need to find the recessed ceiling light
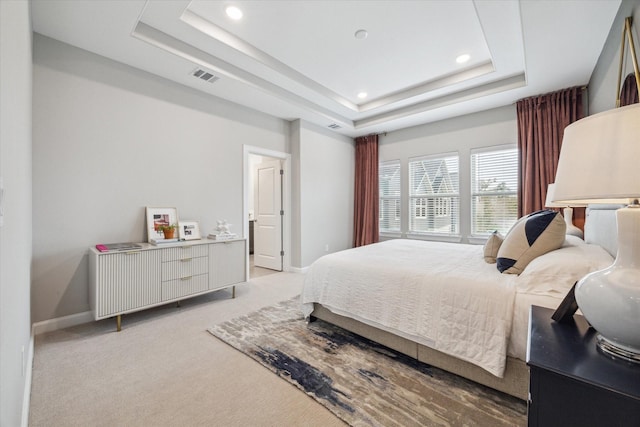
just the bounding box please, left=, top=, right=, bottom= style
left=357, top=92, right=368, bottom=99
left=456, top=54, right=470, bottom=64
left=226, top=6, right=243, bottom=20
left=354, top=29, right=368, bottom=40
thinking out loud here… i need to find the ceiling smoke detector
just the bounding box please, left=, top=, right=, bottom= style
left=191, top=68, right=220, bottom=83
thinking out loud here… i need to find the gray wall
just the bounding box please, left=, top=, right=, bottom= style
left=298, top=122, right=354, bottom=267
left=32, top=34, right=356, bottom=322
left=378, top=105, right=517, bottom=243
left=32, top=35, right=289, bottom=322
left=0, top=1, right=33, bottom=425
left=589, top=0, right=640, bottom=113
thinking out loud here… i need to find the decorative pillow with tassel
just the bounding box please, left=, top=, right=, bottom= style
left=483, top=231, right=504, bottom=264
left=497, top=210, right=566, bottom=274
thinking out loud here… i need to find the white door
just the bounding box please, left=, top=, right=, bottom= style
left=253, top=159, right=283, bottom=271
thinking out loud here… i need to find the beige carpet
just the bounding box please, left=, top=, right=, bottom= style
left=29, top=272, right=344, bottom=427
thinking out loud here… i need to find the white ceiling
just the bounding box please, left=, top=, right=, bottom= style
left=31, top=0, right=621, bottom=137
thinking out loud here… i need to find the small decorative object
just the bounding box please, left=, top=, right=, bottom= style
left=179, top=221, right=201, bottom=241
left=157, top=223, right=177, bottom=239
left=216, top=220, right=231, bottom=234
left=146, top=207, right=179, bottom=243
left=208, top=219, right=238, bottom=241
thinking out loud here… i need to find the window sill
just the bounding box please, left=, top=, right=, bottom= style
left=467, top=235, right=490, bottom=245
left=405, top=233, right=462, bottom=243
left=379, top=232, right=402, bottom=240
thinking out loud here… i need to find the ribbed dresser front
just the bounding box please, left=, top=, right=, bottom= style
left=160, top=245, right=209, bottom=301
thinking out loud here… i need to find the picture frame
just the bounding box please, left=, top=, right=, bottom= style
left=552, top=282, right=579, bottom=323
left=179, top=221, right=201, bottom=241
left=146, top=207, right=179, bottom=242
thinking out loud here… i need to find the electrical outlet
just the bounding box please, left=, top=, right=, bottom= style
left=324, top=244, right=329, bottom=252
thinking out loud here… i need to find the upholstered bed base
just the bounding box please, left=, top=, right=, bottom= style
left=310, top=304, right=529, bottom=401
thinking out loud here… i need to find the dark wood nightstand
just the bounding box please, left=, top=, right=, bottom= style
left=526, top=305, right=640, bottom=427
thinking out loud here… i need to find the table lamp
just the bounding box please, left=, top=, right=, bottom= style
left=552, top=103, right=640, bottom=363
left=545, top=183, right=586, bottom=238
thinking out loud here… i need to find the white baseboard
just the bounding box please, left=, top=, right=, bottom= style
left=289, top=266, right=310, bottom=274
left=32, top=310, right=93, bottom=336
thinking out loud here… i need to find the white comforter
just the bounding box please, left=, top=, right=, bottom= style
left=301, top=239, right=518, bottom=377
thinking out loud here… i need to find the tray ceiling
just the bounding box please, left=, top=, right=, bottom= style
left=31, top=0, right=621, bottom=136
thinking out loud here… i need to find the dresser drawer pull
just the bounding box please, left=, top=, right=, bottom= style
left=125, top=251, right=141, bottom=255
left=180, top=276, right=192, bottom=281
left=180, top=258, right=192, bottom=262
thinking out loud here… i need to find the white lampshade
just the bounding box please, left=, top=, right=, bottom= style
left=544, top=184, right=562, bottom=208
left=552, top=103, right=640, bottom=362
left=545, top=183, right=587, bottom=208
left=553, top=103, right=640, bottom=204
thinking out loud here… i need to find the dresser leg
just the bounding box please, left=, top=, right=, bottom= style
left=116, top=315, right=121, bottom=332
left=232, top=286, right=236, bottom=299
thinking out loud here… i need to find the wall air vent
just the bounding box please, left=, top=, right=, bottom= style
left=191, top=68, right=220, bottom=84
left=328, top=123, right=341, bottom=129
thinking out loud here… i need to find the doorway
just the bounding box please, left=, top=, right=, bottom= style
left=243, top=146, right=291, bottom=279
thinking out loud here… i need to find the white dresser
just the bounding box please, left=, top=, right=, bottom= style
left=89, top=239, right=246, bottom=330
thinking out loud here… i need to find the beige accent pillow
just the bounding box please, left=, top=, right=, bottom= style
left=497, top=210, right=566, bottom=274
left=483, top=231, right=503, bottom=264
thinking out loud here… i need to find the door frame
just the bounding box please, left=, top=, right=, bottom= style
left=243, top=145, right=291, bottom=278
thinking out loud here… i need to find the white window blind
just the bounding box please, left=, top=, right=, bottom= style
left=379, top=160, right=401, bottom=233
left=408, top=153, right=459, bottom=235
left=471, top=146, right=518, bottom=235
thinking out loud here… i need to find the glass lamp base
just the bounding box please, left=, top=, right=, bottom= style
left=597, top=334, right=640, bottom=364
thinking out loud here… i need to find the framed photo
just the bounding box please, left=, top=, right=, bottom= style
left=552, top=282, right=579, bottom=323
left=179, top=221, right=201, bottom=241
left=146, top=207, right=179, bottom=242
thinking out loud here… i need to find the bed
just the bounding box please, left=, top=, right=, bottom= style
left=301, top=206, right=619, bottom=400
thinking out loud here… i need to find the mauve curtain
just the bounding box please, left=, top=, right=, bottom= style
left=516, top=86, right=584, bottom=217
left=620, top=73, right=639, bottom=106
left=353, top=134, right=379, bottom=247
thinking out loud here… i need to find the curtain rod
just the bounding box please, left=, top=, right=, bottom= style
left=513, top=85, right=587, bottom=105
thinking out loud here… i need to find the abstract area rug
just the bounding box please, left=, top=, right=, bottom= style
left=207, top=297, right=526, bottom=427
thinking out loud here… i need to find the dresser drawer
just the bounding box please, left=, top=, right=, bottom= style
left=161, top=274, right=209, bottom=301
left=161, top=245, right=208, bottom=262
left=162, top=256, right=208, bottom=280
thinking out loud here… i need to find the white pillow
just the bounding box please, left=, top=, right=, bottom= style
left=483, top=231, right=503, bottom=264
left=517, top=241, right=614, bottom=295
left=497, top=210, right=566, bottom=274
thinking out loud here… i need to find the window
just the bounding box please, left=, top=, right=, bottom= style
left=415, top=198, right=427, bottom=218
left=379, top=160, right=401, bottom=233
left=471, top=146, right=518, bottom=235
left=408, top=154, right=459, bottom=235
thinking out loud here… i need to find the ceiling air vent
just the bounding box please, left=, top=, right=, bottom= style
left=191, top=68, right=220, bottom=84
left=328, top=123, right=341, bottom=129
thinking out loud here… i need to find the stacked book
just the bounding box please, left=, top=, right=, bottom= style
left=149, top=238, right=179, bottom=245
left=207, top=232, right=237, bottom=241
